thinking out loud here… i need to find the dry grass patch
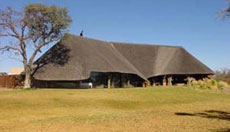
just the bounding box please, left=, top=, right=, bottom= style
left=0, top=87, right=229, bottom=132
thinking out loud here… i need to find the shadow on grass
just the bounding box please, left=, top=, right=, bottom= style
left=175, top=110, right=230, bottom=121
left=38, top=87, right=92, bottom=90
left=175, top=110, right=230, bottom=132
left=213, top=128, right=230, bottom=132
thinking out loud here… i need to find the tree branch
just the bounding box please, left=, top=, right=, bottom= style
left=21, top=19, right=28, bottom=40
left=8, top=23, right=20, bottom=38
left=29, top=41, right=48, bottom=65
left=0, top=32, right=18, bottom=38
left=0, top=45, right=22, bottom=54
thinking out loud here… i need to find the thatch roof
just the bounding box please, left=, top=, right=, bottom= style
left=33, top=34, right=213, bottom=81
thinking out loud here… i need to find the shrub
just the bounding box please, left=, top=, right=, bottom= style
left=185, top=77, right=195, bottom=87
left=143, top=81, right=151, bottom=87
left=187, top=77, right=224, bottom=90
left=209, top=79, right=218, bottom=90
left=218, top=81, right=229, bottom=89
left=191, top=80, right=198, bottom=87
left=210, top=79, right=218, bottom=86
left=197, top=80, right=207, bottom=89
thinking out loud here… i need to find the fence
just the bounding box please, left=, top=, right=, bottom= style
left=0, top=75, right=23, bottom=89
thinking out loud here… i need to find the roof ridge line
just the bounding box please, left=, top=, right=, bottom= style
left=109, top=42, right=147, bottom=80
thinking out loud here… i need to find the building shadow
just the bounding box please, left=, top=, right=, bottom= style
left=175, top=110, right=230, bottom=132
left=214, top=128, right=230, bottom=132
left=175, top=110, right=230, bottom=121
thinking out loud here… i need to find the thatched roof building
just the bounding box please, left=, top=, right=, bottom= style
left=33, top=34, right=213, bottom=88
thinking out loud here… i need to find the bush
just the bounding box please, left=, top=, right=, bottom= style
left=143, top=81, right=151, bottom=87
left=185, top=77, right=195, bottom=87
left=201, top=78, right=218, bottom=90
left=210, top=79, right=218, bottom=86
left=197, top=80, right=207, bottom=89
left=191, top=80, right=198, bottom=87
left=209, top=79, right=218, bottom=90
left=218, top=81, right=229, bottom=89
left=186, top=77, right=228, bottom=90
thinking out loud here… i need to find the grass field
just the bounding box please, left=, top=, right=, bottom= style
left=0, top=87, right=229, bottom=132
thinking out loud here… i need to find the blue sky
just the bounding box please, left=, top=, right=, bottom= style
left=0, top=0, right=230, bottom=72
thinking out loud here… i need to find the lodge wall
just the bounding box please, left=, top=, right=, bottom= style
left=33, top=72, right=210, bottom=88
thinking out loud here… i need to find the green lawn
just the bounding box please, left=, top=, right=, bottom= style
left=0, top=87, right=229, bottom=132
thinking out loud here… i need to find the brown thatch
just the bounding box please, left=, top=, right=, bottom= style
left=33, top=34, right=213, bottom=81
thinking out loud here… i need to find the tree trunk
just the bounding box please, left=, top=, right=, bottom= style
left=24, top=65, right=32, bottom=89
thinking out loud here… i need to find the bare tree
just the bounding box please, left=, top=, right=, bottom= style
left=0, top=4, right=71, bottom=88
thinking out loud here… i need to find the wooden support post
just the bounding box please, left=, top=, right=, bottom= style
left=107, top=74, right=111, bottom=88
left=152, top=78, right=155, bottom=86
left=119, top=74, right=122, bottom=88
left=163, top=76, right=167, bottom=86
left=168, top=77, right=172, bottom=86
left=125, top=74, right=130, bottom=88
left=127, top=80, right=130, bottom=87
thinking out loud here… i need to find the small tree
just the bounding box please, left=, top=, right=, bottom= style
left=0, top=4, right=72, bottom=88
